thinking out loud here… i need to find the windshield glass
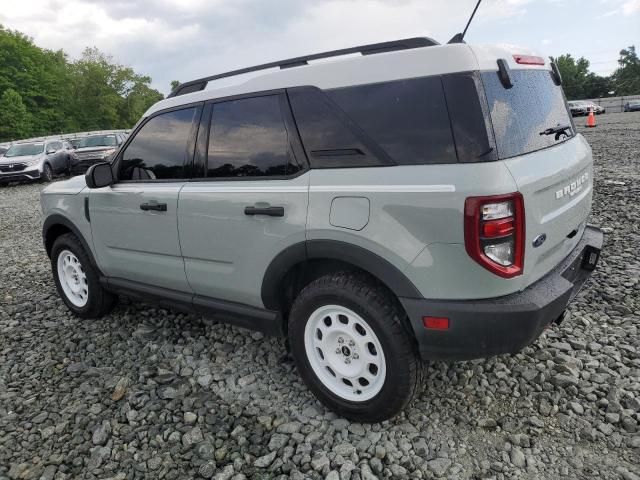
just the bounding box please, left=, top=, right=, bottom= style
left=79, top=135, right=117, bottom=148
left=481, top=69, right=574, bottom=159
left=5, top=143, right=44, bottom=157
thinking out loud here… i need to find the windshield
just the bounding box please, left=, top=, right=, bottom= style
left=79, top=135, right=117, bottom=148
left=5, top=143, right=44, bottom=157
left=481, top=69, right=574, bottom=159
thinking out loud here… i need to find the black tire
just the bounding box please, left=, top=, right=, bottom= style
left=51, top=233, right=116, bottom=318
left=288, top=271, right=423, bottom=422
left=41, top=163, right=53, bottom=183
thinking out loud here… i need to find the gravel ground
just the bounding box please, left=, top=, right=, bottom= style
left=1, top=112, right=639, bottom=480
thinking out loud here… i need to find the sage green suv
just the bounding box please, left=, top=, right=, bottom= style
left=41, top=38, right=603, bottom=421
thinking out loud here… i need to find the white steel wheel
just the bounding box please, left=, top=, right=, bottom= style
left=304, top=304, right=387, bottom=402
left=56, top=249, right=89, bottom=307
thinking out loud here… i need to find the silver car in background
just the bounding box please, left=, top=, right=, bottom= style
left=0, top=141, right=71, bottom=184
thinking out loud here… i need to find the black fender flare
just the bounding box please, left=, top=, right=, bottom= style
left=261, top=239, right=422, bottom=310
left=42, top=214, right=100, bottom=272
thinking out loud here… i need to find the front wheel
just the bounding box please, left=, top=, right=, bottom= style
left=41, top=163, right=53, bottom=183
left=51, top=233, right=116, bottom=318
left=288, top=272, right=423, bottom=422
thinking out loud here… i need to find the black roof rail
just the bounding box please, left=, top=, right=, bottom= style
left=167, top=37, right=439, bottom=98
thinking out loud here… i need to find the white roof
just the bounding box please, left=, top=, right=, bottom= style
left=145, top=42, right=550, bottom=118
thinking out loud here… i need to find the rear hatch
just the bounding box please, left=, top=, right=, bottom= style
left=476, top=50, right=593, bottom=287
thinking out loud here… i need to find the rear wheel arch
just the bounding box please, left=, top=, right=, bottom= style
left=261, top=240, right=422, bottom=316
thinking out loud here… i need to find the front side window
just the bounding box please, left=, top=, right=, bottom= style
left=207, top=95, right=299, bottom=178
left=120, top=107, right=198, bottom=180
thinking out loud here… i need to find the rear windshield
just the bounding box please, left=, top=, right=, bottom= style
left=481, top=69, right=574, bottom=159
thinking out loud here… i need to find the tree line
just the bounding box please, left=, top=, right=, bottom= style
left=0, top=25, right=163, bottom=142
left=552, top=46, right=640, bottom=100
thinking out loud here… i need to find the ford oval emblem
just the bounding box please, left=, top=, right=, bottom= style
left=533, top=233, right=547, bottom=248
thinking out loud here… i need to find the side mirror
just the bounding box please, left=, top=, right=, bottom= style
left=72, top=145, right=78, bottom=149
left=46, top=148, right=56, bottom=155
left=86, top=162, right=114, bottom=189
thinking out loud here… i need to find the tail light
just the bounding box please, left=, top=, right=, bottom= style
left=464, top=193, right=525, bottom=278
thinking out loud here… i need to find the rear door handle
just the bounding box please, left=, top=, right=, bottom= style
left=244, top=206, right=284, bottom=217
left=140, top=202, right=167, bottom=212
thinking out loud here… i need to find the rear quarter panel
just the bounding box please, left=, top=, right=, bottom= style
left=308, top=162, right=521, bottom=300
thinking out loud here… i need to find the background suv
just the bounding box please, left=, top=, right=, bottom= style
left=41, top=38, right=603, bottom=421
left=0, top=140, right=71, bottom=184
left=70, top=133, right=126, bottom=174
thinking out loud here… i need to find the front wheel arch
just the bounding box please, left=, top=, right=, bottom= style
left=43, top=214, right=101, bottom=275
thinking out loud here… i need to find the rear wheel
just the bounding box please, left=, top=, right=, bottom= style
left=51, top=233, right=116, bottom=318
left=288, top=272, right=423, bottom=422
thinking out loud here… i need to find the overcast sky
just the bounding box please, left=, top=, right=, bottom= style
left=1, top=0, right=639, bottom=95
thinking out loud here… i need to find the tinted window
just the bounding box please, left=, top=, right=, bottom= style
left=207, top=95, right=299, bottom=178
left=120, top=107, right=197, bottom=180
left=328, top=77, right=457, bottom=165
left=481, top=69, right=574, bottom=159
left=442, top=72, right=497, bottom=162
left=288, top=88, right=388, bottom=168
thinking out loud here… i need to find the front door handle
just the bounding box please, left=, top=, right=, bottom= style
left=244, top=206, right=285, bottom=217
left=140, top=202, right=167, bottom=212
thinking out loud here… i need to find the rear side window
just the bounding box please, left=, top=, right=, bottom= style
left=288, top=88, right=387, bottom=168
left=481, top=69, right=574, bottom=159
left=442, top=72, right=497, bottom=162
left=328, top=77, right=457, bottom=165
left=207, top=95, right=300, bottom=178
left=120, top=107, right=198, bottom=180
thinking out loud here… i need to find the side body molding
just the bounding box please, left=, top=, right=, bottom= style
left=261, top=240, right=422, bottom=310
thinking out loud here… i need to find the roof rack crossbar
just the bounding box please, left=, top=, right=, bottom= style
left=168, top=37, right=439, bottom=98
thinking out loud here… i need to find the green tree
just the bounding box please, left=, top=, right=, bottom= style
left=0, top=25, right=163, bottom=139
left=0, top=88, right=31, bottom=141
left=170, top=80, right=180, bottom=92
left=552, top=54, right=612, bottom=99
left=67, top=47, right=163, bottom=131
left=612, top=46, right=640, bottom=95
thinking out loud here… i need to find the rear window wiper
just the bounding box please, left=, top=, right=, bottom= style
left=539, top=124, right=572, bottom=140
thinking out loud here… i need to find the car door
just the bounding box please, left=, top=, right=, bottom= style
left=178, top=93, right=309, bottom=308
left=89, top=104, right=202, bottom=292
left=44, top=142, right=59, bottom=173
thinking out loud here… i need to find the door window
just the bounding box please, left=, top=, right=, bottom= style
left=119, top=107, right=198, bottom=180
left=207, top=95, right=300, bottom=178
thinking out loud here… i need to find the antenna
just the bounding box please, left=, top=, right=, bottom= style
left=448, top=0, right=482, bottom=44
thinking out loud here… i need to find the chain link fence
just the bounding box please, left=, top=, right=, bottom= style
left=586, top=95, right=640, bottom=113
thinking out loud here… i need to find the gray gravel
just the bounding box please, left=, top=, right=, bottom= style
left=1, top=112, right=639, bottom=479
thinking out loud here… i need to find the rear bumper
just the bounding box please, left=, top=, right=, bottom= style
left=0, top=169, right=41, bottom=183
left=400, top=225, right=604, bottom=361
